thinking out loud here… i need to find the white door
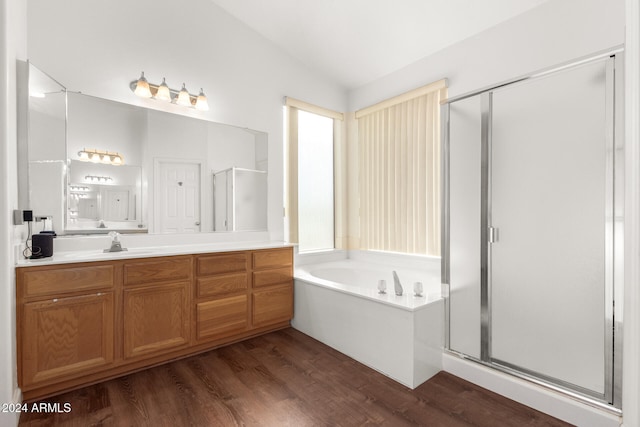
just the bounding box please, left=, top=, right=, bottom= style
left=157, top=161, right=201, bottom=233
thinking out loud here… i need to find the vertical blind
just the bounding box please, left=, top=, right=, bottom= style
left=356, top=80, right=446, bottom=255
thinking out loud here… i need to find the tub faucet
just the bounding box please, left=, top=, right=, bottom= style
left=104, top=232, right=127, bottom=253
left=392, top=271, right=403, bottom=296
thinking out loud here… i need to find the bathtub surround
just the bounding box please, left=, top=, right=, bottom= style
left=293, top=250, right=443, bottom=389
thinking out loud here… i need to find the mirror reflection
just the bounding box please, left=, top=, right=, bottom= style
left=66, top=160, right=143, bottom=232
left=21, top=62, right=269, bottom=235
left=22, top=62, right=67, bottom=234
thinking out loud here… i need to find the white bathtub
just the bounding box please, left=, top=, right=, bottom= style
left=292, top=250, right=444, bottom=389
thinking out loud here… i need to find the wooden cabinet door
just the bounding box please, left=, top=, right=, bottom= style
left=123, top=282, right=190, bottom=360
left=21, top=292, right=114, bottom=387
left=252, top=284, right=293, bottom=328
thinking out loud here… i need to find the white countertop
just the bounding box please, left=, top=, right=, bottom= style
left=16, top=240, right=294, bottom=267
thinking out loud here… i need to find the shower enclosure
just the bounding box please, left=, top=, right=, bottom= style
left=441, top=52, right=624, bottom=410
left=213, top=167, right=267, bottom=231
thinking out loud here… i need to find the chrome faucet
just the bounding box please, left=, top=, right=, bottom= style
left=392, top=270, right=403, bottom=296
left=104, top=231, right=127, bottom=253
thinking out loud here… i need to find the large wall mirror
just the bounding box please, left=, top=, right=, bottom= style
left=18, top=61, right=268, bottom=235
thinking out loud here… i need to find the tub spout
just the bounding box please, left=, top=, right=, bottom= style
left=392, top=271, right=403, bottom=296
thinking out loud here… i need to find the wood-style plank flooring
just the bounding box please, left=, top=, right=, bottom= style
left=19, top=328, right=573, bottom=426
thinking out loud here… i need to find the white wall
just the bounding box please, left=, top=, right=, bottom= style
left=349, top=0, right=624, bottom=110
left=27, top=0, right=347, bottom=242
left=0, top=1, right=27, bottom=426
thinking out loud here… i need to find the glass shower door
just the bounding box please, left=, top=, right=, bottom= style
left=489, top=58, right=612, bottom=397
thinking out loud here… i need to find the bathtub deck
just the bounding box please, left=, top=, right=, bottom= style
left=19, top=328, right=571, bottom=427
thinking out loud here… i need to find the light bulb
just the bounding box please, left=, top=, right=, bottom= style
left=90, top=153, right=101, bottom=163
left=195, top=88, right=209, bottom=111
left=101, top=154, right=112, bottom=164
left=176, top=83, right=191, bottom=106
left=134, top=71, right=152, bottom=98
left=112, top=155, right=123, bottom=165
left=78, top=150, right=89, bottom=161
left=156, top=77, right=171, bottom=102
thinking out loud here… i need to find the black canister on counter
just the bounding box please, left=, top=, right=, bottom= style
left=31, top=233, right=54, bottom=258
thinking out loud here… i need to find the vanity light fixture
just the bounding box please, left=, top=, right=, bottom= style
left=133, top=71, right=153, bottom=98
left=69, top=185, right=90, bottom=191
left=85, top=175, right=113, bottom=184
left=176, top=83, right=192, bottom=107
left=156, top=78, right=172, bottom=102
left=129, top=71, right=210, bottom=111
left=195, top=88, right=209, bottom=111
left=78, top=148, right=124, bottom=166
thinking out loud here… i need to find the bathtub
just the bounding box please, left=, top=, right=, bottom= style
left=292, top=250, right=444, bottom=389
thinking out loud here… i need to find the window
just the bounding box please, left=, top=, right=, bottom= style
left=297, top=110, right=334, bottom=252
left=284, top=98, right=343, bottom=253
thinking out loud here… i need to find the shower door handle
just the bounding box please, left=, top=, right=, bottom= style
left=488, top=226, right=499, bottom=243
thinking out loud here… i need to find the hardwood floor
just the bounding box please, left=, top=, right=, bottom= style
left=18, top=328, right=573, bottom=426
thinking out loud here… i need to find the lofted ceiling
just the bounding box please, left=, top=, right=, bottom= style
left=209, top=0, right=551, bottom=89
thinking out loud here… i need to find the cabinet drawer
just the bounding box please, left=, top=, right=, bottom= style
left=196, top=295, right=248, bottom=340
left=197, top=273, right=248, bottom=298
left=19, top=264, right=115, bottom=298
left=123, top=257, right=190, bottom=286
left=252, top=284, right=293, bottom=327
left=252, top=248, right=292, bottom=270
left=197, top=253, right=248, bottom=276
left=253, top=267, right=292, bottom=288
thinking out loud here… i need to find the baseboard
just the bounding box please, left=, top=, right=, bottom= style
left=443, top=353, right=621, bottom=427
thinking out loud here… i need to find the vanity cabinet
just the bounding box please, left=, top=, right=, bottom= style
left=16, top=246, right=293, bottom=401
left=16, top=263, right=116, bottom=390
